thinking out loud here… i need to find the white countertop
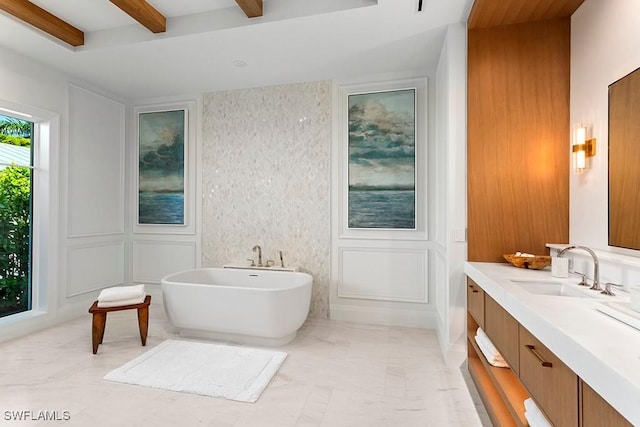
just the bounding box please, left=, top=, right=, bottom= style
left=465, top=262, right=640, bottom=425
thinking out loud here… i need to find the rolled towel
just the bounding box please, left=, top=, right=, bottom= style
left=98, top=285, right=145, bottom=303
left=97, top=294, right=146, bottom=308
left=475, top=334, right=509, bottom=367
left=524, top=398, right=552, bottom=427
left=475, top=327, right=509, bottom=368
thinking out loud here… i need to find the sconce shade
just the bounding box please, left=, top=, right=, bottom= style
left=572, top=125, right=596, bottom=173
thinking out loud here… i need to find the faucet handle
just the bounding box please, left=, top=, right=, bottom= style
left=601, top=282, right=623, bottom=296
left=574, top=272, right=588, bottom=286
left=247, top=258, right=256, bottom=267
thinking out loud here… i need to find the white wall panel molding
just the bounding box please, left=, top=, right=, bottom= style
left=67, top=84, right=125, bottom=238
left=132, top=240, right=197, bottom=284
left=337, top=247, right=428, bottom=303
left=66, top=241, right=125, bottom=297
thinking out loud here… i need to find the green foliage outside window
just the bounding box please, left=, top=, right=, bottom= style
left=0, top=166, right=31, bottom=316
left=0, top=114, right=32, bottom=317
left=0, top=134, right=30, bottom=147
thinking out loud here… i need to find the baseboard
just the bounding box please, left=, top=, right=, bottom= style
left=435, top=314, right=467, bottom=367
left=329, top=304, right=437, bottom=329
left=0, top=310, right=54, bottom=343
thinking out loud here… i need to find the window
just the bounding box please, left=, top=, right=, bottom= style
left=0, top=114, right=33, bottom=318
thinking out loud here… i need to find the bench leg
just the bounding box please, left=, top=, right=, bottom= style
left=91, top=312, right=107, bottom=354
left=137, top=306, right=149, bottom=346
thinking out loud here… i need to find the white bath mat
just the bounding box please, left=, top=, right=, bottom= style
left=103, top=339, right=286, bottom=402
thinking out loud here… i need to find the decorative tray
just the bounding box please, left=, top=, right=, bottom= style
left=503, top=253, right=552, bottom=270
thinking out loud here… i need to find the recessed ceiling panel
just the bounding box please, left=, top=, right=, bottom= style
left=29, top=0, right=132, bottom=31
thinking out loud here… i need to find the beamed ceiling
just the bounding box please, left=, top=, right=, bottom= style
left=0, top=0, right=475, bottom=100
left=0, top=0, right=263, bottom=47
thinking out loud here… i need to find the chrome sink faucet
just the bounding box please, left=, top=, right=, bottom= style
left=557, top=245, right=602, bottom=291
left=252, top=245, right=263, bottom=267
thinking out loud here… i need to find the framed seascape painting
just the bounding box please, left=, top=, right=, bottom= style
left=347, top=88, right=416, bottom=229
left=137, top=109, right=187, bottom=225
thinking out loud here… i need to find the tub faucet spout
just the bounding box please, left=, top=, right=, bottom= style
left=252, top=245, right=263, bottom=267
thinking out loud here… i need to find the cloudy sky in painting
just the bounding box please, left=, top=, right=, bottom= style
left=348, top=90, right=415, bottom=188
left=138, top=110, right=185, bottom=192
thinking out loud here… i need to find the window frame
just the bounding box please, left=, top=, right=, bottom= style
left=0, top=101, right=59, bottom=326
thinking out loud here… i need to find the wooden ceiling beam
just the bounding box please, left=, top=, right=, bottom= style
left=0, top=0, right=84, bottom=47
left=109, top=0, right=166, bottom=33
left=236, top=0, right=263, bottom=18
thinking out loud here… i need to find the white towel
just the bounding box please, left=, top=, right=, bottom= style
left=524, top=398, right=553, bottom=427
left=476, top=328, right=502, bottom=359
left=475, top=327, right=509, bottom=368
left=98, top=285, right=145, bottom=303
left=97, top=294, right=146, bottom=308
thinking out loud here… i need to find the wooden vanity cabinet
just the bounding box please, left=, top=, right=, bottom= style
left=581, top=381, right=633, bottom=427
left=466, top=279, right=528, bottom=427
left=466, top=275, right=633, bottom=427
left=519, top=325, right=579, bottom=426
left=484, top=295, right=519, bottom=375
left=467, top=278, right=485, bottom=328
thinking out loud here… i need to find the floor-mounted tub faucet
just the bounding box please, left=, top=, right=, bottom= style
left=252, top=245, right=263, bottom=267
left=557, top=245, right=602, bottom=291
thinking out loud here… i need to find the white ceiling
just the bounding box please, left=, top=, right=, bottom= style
left=0, top=0, right=472, bottom=101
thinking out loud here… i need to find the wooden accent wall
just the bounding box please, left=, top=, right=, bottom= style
left=468, top=0, right=584, bottom=29
left=467, top=19, right=570, bottom=262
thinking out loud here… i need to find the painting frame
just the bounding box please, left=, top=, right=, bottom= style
left=346, top=87, right=418, bottom=231
left=135, top=106, right=189, bottom=229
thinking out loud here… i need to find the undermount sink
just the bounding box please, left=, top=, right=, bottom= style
left=510, top=279, right=594, bottom=298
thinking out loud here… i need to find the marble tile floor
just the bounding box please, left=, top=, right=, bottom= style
left=0, top=312, right=489, bottom=426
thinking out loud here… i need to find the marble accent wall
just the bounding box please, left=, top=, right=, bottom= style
left=202, top=81, right=332, bottom=318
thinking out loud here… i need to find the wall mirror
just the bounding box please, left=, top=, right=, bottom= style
left=609, top=66, right=640, bottom=250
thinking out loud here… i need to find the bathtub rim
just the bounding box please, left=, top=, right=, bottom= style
left=160, top=267, right=313, bottom=293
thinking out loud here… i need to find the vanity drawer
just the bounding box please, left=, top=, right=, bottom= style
left=467, top=278, right=485, bottom=328
left=484, top=295, right=519, bottom=374
left=519, top=325, right=579, bottom=427
left=581, top=381, right=632, bottom=427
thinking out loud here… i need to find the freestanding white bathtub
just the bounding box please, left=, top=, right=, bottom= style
left=161, top=267, right=312, bottom=346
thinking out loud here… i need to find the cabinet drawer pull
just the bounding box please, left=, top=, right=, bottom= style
left=468, top=285, right=479, bottom=293
left=525, top=344, right=553, bottom=368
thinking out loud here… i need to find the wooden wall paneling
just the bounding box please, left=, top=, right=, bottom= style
left=468, top=0, right=585, bottom=29
left=467, top=19, right=570, bottom=262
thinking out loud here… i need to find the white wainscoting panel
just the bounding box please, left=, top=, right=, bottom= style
left=66, top=242, right=124, bottom=297
left=338, top=248, right=427, bottom=303
left=133, top=240, right=197, bottom=284
left=67, top=85, right=125, bottom=237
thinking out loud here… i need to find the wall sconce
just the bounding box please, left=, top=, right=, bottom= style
left=572, top=124, right=596, bottom=173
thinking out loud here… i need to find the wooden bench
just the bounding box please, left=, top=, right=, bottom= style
left=88, top=295, right=151, bottom=354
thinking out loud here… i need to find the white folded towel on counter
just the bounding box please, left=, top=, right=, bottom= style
left=98, top=285, right=145, bottom=303
left=474, top=327, right=509, bottom=368
left=97, top=294, right=147, bottom=308
left=524, top=398, right=553, bottom=427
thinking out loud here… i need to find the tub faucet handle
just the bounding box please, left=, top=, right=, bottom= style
left=252, top=245, right=263, bottom=267
left=265, top=260, right=275, bottom=267
left=247, top=258, right=256, bottom=267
